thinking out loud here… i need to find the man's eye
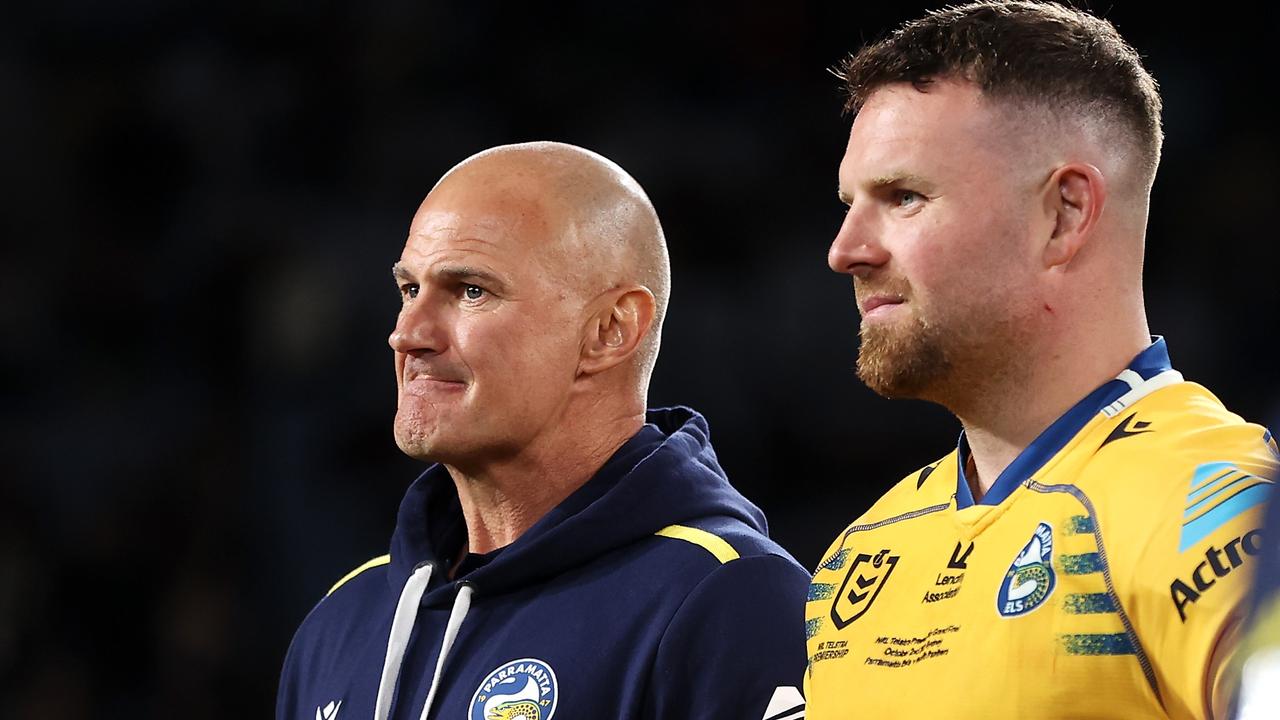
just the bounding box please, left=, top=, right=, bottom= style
left=401, top=284, right=420, bottom=299
left=895, top=190, right=922, bottom=207
left=463, top=285, right=485, bottom=301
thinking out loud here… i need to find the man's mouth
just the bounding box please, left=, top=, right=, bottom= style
left=401, top=358, right=467, bottom=389
left=858, top=294, right=906, bottom=318
left=401, top=374, right=466, bottom=398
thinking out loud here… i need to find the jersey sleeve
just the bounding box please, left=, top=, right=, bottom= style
left=645, top=554, right=811, bottom=720
left=1124, top=453, right=1275, bottom=720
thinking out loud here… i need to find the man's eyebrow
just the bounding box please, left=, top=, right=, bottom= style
left=868, top=172, right=929, bottom=188
left=838, top=173, right=929, bottom=205
left=393, top=263, right=509, bottom=292
left=436, top=265, right=504, bottom=287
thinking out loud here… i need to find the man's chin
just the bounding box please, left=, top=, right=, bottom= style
left=856, top=361, right=928, bottom=399
left=392, top=421, right=447, bottom=463
left=393, top=437, right=434, bottom=463
left=855, top=326, right=949, bottom=400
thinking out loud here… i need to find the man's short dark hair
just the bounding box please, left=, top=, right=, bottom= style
left=836, top=1, right=1163, bottom=180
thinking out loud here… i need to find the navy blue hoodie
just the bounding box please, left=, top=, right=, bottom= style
left=277, top=407, right=811, bottom=720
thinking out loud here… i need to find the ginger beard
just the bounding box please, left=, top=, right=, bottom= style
left=855, top=274, right=957, bottom=397
left=854, top=274, right=1032, bottom=406
left=855, top=299, right=953, bottom=399
left=852, top=274, right=978, bottom=402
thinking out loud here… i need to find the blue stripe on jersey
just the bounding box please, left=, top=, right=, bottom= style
left=1184, top=472, right=1263, bottom=518
left=1064, top=593, right=1118, bottom=614
left=1065, top=515, right=1094, bottom=535
left=807, top=583, right=836, bottom=602
left=1029, top=482, right=1158, bottom=700
left=1059, top=633, right=1136, bottom=655
left=819, top=549, right=850, bottom=572
left=1179, top=479, right=1272, bottom=551
left=1060, top=552, right=1104, bottom=575
left=804, top=618, right=823, bottom=640
left=955, top=338, right=1172, bottom=509
left=1187, top=462, right=1240, bottom=500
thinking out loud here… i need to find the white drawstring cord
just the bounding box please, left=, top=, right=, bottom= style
left=375, top=562, right=434, bottom=720
left=418, top=583, right=475, bottom=720
left=373, top=563, right=476, bottom=720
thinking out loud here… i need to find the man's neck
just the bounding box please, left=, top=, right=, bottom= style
left=446, top=410, right=644, bottom=555
left=955, top=329, right=1149, bottom=501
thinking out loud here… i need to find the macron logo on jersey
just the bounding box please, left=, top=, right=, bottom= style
left=315, top=700, right=341, bottom=720
left=1180, top=462, right=1273, bottom=552
left=760, top=686, right=804, bottom=720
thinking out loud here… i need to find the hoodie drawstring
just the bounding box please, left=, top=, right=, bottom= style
left=418, top=583, right=473, bottom=720
left=374, top=562, right=476, bottom=720
left=376, top=562, right=434, bottom=720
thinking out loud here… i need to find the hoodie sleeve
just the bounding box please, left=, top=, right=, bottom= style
left=276, top=630, right=303, bottom=720
left=276, top=599, right=324, bottom=720
left=645, top=553, right=811, bottom=720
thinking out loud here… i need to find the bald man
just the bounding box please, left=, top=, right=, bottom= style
left=803, top=3, right=1277, bottom=719
left=277, top=142, right=811, bottom=720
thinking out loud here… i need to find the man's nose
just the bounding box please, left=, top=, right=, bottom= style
left=388, top=297, right=445, bottom=354
left=828, top=205, right=889, bottom=279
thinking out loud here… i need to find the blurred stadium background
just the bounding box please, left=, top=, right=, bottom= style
left=3, top=1, right=1278, bottom=715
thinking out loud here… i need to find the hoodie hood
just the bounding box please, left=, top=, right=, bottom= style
left=386, top=406, right=766, bottom=600
left=277, top=404, right=812, bottom=720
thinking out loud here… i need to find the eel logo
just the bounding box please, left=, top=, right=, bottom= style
left=830, top=549, right=899, bottom=629
left=469, top=658, right=558, bottom=720
left=997, top=522, right=1056, bottom=617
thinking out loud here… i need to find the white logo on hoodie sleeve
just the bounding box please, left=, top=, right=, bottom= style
left=761, top=686, right=805, bottom=720
left=315, top=700, right=342, bottom=720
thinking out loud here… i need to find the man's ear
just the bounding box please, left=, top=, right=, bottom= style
left=1041, top=162, right=1106, bottom=269
left=578, top=286, right=656, bottom=377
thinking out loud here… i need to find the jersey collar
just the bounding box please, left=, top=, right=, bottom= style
left=955, top=337, right=1174, bottom=509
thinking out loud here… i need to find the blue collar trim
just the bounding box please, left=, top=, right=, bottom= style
left=955, top=337, right=1173, bottom=509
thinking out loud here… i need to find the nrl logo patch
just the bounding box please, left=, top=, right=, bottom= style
left=997, top=522, right=1057, bottom=617
left=830, top=548, right=899, bottom=629
left=469, top=657, right=558, bottom=720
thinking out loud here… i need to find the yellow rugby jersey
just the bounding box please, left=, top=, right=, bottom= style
left=806, top=340, right=1278, bottom=719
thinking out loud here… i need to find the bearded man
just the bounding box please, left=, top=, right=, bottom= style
left=804, top=3, right=1278, bottom=719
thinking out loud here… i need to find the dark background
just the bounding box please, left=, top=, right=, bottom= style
left=4, top=1, right=1277, bottom=715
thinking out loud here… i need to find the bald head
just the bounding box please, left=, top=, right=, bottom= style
left=416, top=141, right=671, bottom=386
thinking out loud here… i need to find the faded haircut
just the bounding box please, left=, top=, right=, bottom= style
left=836, top=1, right=1163, bottom=184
